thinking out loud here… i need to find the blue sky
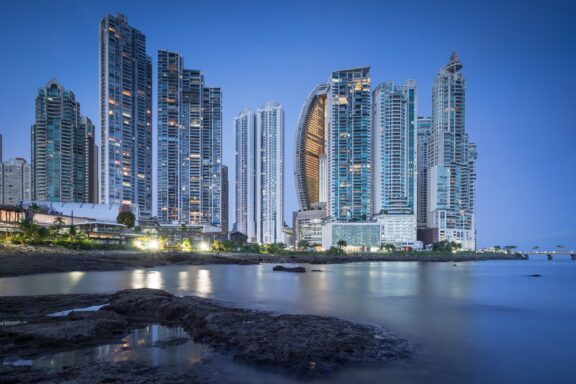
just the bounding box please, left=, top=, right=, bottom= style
left=0, top=0, right=574, bottom=250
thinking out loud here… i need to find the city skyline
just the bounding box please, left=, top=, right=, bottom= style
left=1, top=0, right=575, bottom=249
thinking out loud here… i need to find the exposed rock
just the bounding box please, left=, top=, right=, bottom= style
left=0, top=289, right=410, bottom=379
left=0, top=360, right=224, bottom=384
left=0, top=310, right=127, bottom=358
left=272, top=265, right=306, bottom=273
left=105, top=289, right=410, bottom=378
left=528, top=274, right=542, bottom=277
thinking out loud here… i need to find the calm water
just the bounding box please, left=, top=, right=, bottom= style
left=1, top=256, right=575, bottom=383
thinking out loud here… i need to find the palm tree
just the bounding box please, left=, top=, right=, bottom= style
left=19, top=218, right=36, bottom=239
left=53, top=217, right=65, bottom=235
left=337, top=240, right=347, bottom=250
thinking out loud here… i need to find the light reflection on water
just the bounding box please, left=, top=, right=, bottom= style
left=0, top=257, right=575, bottom=383
left=2, top=324, right=209, bottom=369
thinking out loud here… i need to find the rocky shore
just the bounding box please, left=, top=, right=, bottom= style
left=0, top=289, right=410, bottom=382
left=0, top=244, right=524, bottom=278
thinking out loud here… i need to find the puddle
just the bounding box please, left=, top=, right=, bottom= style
left=2, top=324, right=210, bottom=369
left=48, top=304, right=106, bottom=317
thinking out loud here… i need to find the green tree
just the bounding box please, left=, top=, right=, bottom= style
left=432, top=240, right=461, bottom=253
left=297, top=240, right=311, bottom=251
left=325, top=246, right=345, bottom=256
left=68, top=225, right=78, bottom=239
left=337, top=240, right=348, bottom=250
left=532, top=246, right=540, bottom=251
left=19, top=218, right=37, bottom=239
left=53, top=216, right=65, bottom=235
left=383, top=243, right=396, bottom=253
left=494, top=245, right=501, bottom=251
left=212, top=240, right=225, bottom=252
left=117, top=211, right=136, bottom=228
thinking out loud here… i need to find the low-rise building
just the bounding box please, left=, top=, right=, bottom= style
left=293, top=203, right=327, bottom=247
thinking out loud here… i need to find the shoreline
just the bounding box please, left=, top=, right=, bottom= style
left=0, top=245, right=525, bottom=278
left=0, top=289, right=410, bottom=381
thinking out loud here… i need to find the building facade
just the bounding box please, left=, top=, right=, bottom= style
left=372, top=81, right=418, bottom=248
left=220, top=165, right=229, bottom=234
left=31, top=80, right=97, bottom=203
left=234, top=108, right=256, bottom=241
left=416, top=116, right=432, bottom=234
left=295, top=82, right=329, bottom=210
left=426, top=52, right=477, bottom=250
left=100, top=13, right=152, bottom=218
left=255, top=102, right=284, bottom=244
left=327, top=68, right=372, bottom=222
left=0, top=158, right=31, bottom=206
left=294, top=83, right=329, bottom=245
left=156, top=50, right=223, bottom=230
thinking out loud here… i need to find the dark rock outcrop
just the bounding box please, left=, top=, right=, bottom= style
left=104, top=289, right=410, bottom=378
left=272, top=265, right=306, bottom=273
left=0, top=289, right=410, bottom=379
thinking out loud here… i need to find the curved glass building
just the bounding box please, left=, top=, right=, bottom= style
left=295, top=83, right=329, bottom=211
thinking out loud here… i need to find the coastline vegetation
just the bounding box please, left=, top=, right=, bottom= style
left=2, top=216, right=517, bottom=258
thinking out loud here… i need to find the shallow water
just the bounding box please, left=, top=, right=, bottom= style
left=2, top=324, right=209, bottom=368
left=1, top=256, right=575, bottom=383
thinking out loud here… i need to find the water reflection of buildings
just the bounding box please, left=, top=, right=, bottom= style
left=8, top=325, right=207, bottom=369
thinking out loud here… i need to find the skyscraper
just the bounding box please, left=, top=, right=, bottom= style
left=372, top=80, right=418, bottom=247
left=234, top=103, right=285, bottom=244
left=31, top=80, right=96, bottom=203
left=83, top=116, right=99, bottom=203
left=328, top=67, right=372, bottom=222
left=156, top=50, right=223, bottom=229
left=220, top=165, right=229, bottom=234
left=295, top=83, right=328, bottom=211
left=294, top=83, right=329, bottom=246
left=100, top=13, right=152, bottom=218
left=0, top=158, right=31, bottom=206
left=426, top=52, right=477, bottom=250
left=234, top=108, right=256, bottom=241
left=255, top=102, right=284, bottom=244
left=416, top=116, right=432, bottom=233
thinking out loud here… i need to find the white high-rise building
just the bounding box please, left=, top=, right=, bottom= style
left=426, top=52, right=477, bottom=250
left=256, top=102, right=284, bottom=244
left=372, top=81, right=419, bottom=248
left=234, top=103, right=284, bottom=244
left=234, top=108, right=256, bottom=241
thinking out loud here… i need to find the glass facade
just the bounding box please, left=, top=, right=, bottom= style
left=416, top=117, right=432, bottom=230
left=31, top=80, right=95, bottom=203
left=234, top=108, right=256, bottom=240
left=295, top=83, right=328, bottom=210
left=100, top=13, right=152, bottom=218
left=372, top=80, right=417, bottom=216
left=157, top=50, right=223, bottom=228
left=256, top=102, right=284, bottom=244
left=328, top=68, right=372, bottom=222
left=427, top=52, right=477, bottom=250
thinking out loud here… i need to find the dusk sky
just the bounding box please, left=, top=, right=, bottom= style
left=0, top=0, right=574, bottom=250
